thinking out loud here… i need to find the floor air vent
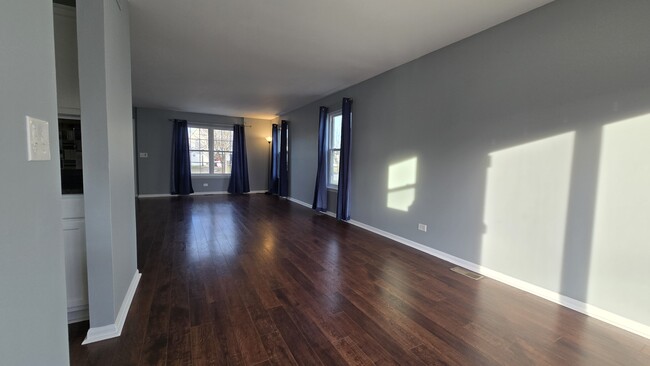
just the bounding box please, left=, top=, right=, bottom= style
left=450, top=266, right=484, bottom=280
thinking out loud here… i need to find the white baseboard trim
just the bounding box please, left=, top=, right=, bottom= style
left=82, top=323, right=118, bottom=345
left=114, top=271, right=141, bottom=336
left=82, top=271, right=141, bottom=345
left=67, top=298, right=88, bottom=309
left=137, top=193, right=171, bottom=198
left=193, top=191, right=228, bottom=196
left=67, top=303, right=89, bottom=324
left=138, top=190, right=266, bottom=198
left=286, top=197, right=336, bottom=218
left=287, top=196, right=650, bottom=340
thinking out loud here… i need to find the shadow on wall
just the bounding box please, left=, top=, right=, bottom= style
left=479, top=111, right=650, bottom=327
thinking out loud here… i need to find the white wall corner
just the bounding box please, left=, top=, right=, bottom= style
left=287, top=196, right=650, bottom=340
left=82, top=271, right=141, bottom=345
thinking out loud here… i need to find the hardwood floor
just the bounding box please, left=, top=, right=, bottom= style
left=69, top=194, right=650, bottom=365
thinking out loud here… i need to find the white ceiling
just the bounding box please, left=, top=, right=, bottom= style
left=129, top=0, right=553, bottom=119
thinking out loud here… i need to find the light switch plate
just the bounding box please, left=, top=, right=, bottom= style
left=26, top=116, right=51, bottom=161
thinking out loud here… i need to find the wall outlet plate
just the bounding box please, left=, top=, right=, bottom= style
left=26, top=116, right=51, bottom=161
left=139, top=152, right=148, bottom=158
left=418, top=223, right=427, bottom=232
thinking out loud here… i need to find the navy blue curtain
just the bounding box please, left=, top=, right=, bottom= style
left=228, top=124, right=250, bottom=194
left=279, top=120, right=289, bottom=197
left=312, top=107, right=328, bottom=211
left=337, top=98, right=352, bottom=220
left=269, top=124, right=280, bottom=194
left=170, top=119, right=194, bottom=195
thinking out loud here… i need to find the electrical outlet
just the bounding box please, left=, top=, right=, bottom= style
left=418, top=223, right=427, bottom=232
left=203, top=183, right=208, bottom=187
left=139, top=152, right=148, bottom=158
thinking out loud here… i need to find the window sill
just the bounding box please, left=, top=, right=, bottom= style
left=327, top=187, right=338, bottom=192
left=191, top=174, right=231, bottom=179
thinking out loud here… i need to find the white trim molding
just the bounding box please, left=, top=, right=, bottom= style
left=137, top=193, right=172, bottom=198
left=67, top=303, right=89, bottom=324
left=286, top=197, right=336, bottom=218
left=194, top=191, right=229, bottom=196
left=82, top=324, right=118, bottom=345
left=82, top=271, right=141, bottom=345
left=138, top=190, right=267, bottom=198
left=287, top=196, right=650, bottom=340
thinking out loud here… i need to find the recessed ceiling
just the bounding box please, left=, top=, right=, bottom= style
left=129, top=0, right=553, bottom=119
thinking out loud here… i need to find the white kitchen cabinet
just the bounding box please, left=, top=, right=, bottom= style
left=62, top=195, right=88, bottom=323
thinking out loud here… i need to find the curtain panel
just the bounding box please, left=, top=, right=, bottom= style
left=269, top=124, right=280, bottom=194
left=170, top=119, right=194, bottom=195
left=312, top=106, right=329, bottom=211
left=336, top=98, right=352, bottom=220
left=227, top=124, right=250, bottom=194
left=279, top=120, right=289, bottom=197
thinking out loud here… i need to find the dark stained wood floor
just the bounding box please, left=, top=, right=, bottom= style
left=69, top=194, right=650, bottom=365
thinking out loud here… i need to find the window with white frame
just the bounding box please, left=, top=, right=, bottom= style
left=327, top=111, right=342, bottom=188
left=188, top=126, right=233, bottom=175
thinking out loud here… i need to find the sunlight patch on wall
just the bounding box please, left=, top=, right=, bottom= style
left=387, top=157, right=417, bottom=212
left=588, top=114, right=650, bottom=324
left=481, top=132, right=575, bottom=291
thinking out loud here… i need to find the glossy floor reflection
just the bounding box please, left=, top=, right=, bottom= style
left=69, top=194, right=650, bottom=365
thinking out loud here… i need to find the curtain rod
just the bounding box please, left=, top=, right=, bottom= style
left=321, top=97, right=353, bottom=111
left=168, top=119, right=251, bottom=128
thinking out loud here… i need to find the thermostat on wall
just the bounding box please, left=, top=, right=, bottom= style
left=26, top=116, right=51, bottom=161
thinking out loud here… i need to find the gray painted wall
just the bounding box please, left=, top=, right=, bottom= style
left=78, top=0, right=138, bottom=327
left=282, top=0, right=650, bottom=330
left=0, top=1, right=69, bottom=365
left=244, top=117, right=274, bottom=191
left=135, top=108, right=271, bottom=195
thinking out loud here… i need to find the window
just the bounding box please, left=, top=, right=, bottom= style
left=327, top=111, right=342, bottom=188
left=188, top=126, right=233, bottom=175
